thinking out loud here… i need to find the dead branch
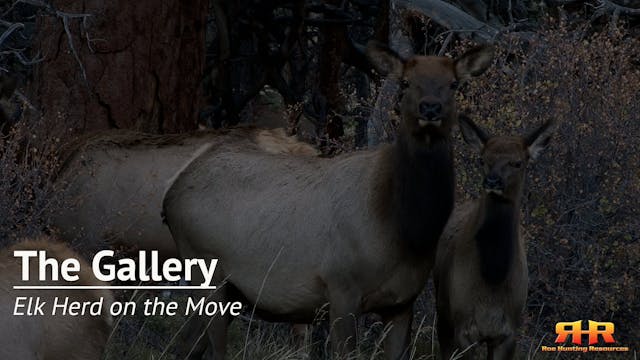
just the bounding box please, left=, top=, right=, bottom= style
left=5, top=1, right=95, bottom=82
left=395, top=0, right=500, bottom=43
left=57, top=11, right=93, bottom=82
left=595, top=0, right=640, bottom=15
left=0, top=23, right=24, bottom=47
left=0, top=50, right=43, bottom=65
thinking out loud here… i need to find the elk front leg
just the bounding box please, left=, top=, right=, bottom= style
left=381, top=303, right=413, bottom=360
left=181, top=288, right=233, bottom=360
left=436, top=314, right=457, bottom=360
left=202, top=276, right=235, bottom=360
left=329, top=290, right=360, bottom=358
left=488, top=334, right=516, bottom=360
left=179, top=305, right=209, bottom=359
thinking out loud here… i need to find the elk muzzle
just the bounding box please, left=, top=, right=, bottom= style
left=483, top=174, right=505, bottom=193
left=418, top=100, right=443, bottom=127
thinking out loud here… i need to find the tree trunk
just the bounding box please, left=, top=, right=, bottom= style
left=30, top=0, right=208, bottom=135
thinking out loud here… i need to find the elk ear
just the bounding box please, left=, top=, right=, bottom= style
left=525, top=120, right=554, bottom=161
left=454, top=45, right=493, bottom=82
left=366, top=40, right=406, bottom=78
left=459, top=114, right=489, bottom=152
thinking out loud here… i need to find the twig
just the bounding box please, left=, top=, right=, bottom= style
left=13, top=90, right=37, bottom=112
left=5, top=1, right=96, bottom=82
left=396, top=0, right=500, bottom=44
left=438, top=32, right=454, bottom=56
left=0, top=50, right=44, bottom=65
left=57, top=11, right=93, bottom=82
left=597, top=0, right=640, bottom=16
left=0, top=22, right=24, bottom=47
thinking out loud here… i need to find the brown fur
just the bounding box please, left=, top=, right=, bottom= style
left=254, top=128, right=319, bottom=156
left=57, top=127, right=316, bottom=175
left=0, top=237, right=113, bottom=360
left=434, top=116, right=553, bottom=360
left=53, top=126, right=317, bottom=256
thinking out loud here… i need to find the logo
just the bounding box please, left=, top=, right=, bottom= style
left=555, top=320, right=615, bottom=345
left=540, top=320, right=630, bottom=353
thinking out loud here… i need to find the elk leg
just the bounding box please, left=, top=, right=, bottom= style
left=328, top=291, right=360, bottom=358
left=292, top=323, right=311, bottom=355
left=179, top=251, right=230, bottom=360
left=488, top=335, right=516, bottom=360
left=176, top=268, right=211, bottom=358
left=202, top=277, right=234, bottom=360
left=380, top=303, right=413, bottom=360
left=179, top=311, right=209, bottom=359
left=436, top=315, right=456, bottom=360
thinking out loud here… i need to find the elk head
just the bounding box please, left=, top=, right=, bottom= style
left=459, top=115, right=554, bottom=201
left=366, top=42, right=493, bottom=143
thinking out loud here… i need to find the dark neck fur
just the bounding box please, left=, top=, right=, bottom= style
left=390, top=133, right=455, bottom=255
left=475, top=194, right=519, bottom=285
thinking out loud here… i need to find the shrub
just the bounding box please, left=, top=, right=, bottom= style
left=454, top=21, right=640, bottom=348
left=0, top=122, right=61, bottom=245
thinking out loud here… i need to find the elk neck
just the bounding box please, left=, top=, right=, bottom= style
left=474, top=193, right=521, bottom=285
left=385, top=130, right=455, bottom=256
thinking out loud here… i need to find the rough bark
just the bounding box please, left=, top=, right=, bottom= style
left=318, top=0, right=349, bottom=114
left=30, top=0, right=208, bottom=135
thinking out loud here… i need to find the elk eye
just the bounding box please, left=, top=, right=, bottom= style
left=400, top=79, right=410, bottom=89
left=450, top=81, right=459, bottom=90
left=510, top=161, right=523, bottom=168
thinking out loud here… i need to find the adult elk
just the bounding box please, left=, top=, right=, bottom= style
left=434, top=115, right=554, bottom=360
left=162, top=42, right=493, bottom=359
left=0, top=237, right=114, bottom=360
left=54, top=128, right=317, bottom=256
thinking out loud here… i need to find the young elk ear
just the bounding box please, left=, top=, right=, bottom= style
left=454, top=45, right=493, bottom=82
left=459, top=114, right=489, bottom=152
left=525, top=120, right=555, bottom=161
left=365, top=40, right=406, bottom=78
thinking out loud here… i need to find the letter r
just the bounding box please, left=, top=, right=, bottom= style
left=555, top=320, right=584, bottom=344
left=588, top=320, right=615, bottom=345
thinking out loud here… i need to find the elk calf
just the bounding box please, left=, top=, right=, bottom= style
left=0, top=237, right=114, bottom=360
left=434, top=115, right=553, bottom=360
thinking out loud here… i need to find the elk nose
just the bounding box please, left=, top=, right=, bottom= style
left=484, top=175, right=504, bottom=190
left=419, top=101, right=442, bottom=119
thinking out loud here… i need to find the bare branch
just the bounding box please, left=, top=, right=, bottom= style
left=547, top=0, right=583, bottom=4
left=438, top=31, right=454, bottom=56
left=395, top=0, right=500, bottom=43
left=14, top=90, right=38, bottom=112
left=4, top=1, right=96, bottom=82
left=0, top=22, right=24, bottom=48
left=58, top=12, right=88, bottom=81
left=0, top=50, right=44, bottom=65
left=596, top=0, right=640, bottom=15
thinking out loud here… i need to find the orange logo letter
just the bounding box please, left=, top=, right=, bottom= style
left=587, top=320, right=615, bottom=345
left=555, top=320, right=584, bottom=344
